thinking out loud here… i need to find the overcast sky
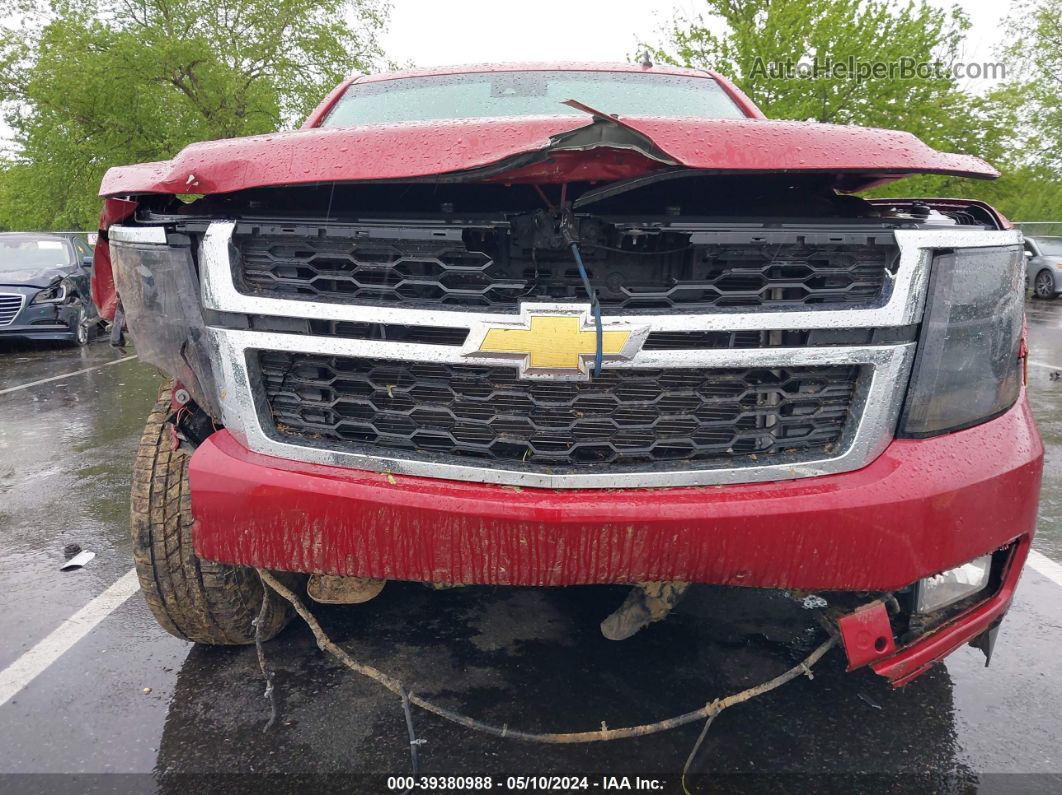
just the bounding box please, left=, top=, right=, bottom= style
left=381, top=0, right=1009, bottom=78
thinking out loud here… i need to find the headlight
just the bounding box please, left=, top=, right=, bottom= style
left=31, top=282, right=67, bottom=304
left=108, top=229, right=221, bottom=418
left=899, top=246, right=1024, bottom=436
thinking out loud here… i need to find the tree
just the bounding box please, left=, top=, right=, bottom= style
left=0, top=0, right=389, bottom=230
left=642, top=0, right=1062, bottom=219
left=1002, top=0, right=1062, bottom=173
left=647, top=1, right=974, bottom=142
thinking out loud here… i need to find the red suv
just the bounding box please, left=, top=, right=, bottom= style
left=93, top=64, right=1042, bottom=686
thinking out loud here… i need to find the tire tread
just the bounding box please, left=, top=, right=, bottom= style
left=130, top=383, right=291, bottom=644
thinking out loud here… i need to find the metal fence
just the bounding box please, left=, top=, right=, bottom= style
left=0, top=229, right=96, bottom=245
left=1017, top=221, right=1062, bottom=239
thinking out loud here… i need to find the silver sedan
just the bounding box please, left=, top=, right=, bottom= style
left=1026, top=236, right=1062, bottom=299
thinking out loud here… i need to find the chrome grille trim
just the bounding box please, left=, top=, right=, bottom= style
left=210, top=327, right=914, bottom=488
left=258, top=353, right=862, bottom=470
left=0, top=293, right=25, bottom=327
left=108, top=221, right=1021, bottom=488
left=197, top=222, right=1020, bottom=332
left=230, top=224, right=893, bottom=311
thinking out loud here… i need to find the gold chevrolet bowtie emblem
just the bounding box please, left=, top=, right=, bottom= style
left=464, top=304, right=649, bottom=380
left=481, top=316, right=631, bottom=369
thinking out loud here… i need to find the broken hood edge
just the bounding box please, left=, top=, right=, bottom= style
left=98, top=115, right=999, bottom=198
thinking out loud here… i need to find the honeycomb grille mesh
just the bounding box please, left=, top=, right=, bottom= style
left=235, top=233, right=891, bottom=312
left=257, top=351, right=860, bottom=471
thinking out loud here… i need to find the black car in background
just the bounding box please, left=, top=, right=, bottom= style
left=0, top=232, right=99, bottom=345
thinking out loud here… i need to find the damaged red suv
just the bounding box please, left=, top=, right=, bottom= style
left=93, top=63, right=1042, bottom=686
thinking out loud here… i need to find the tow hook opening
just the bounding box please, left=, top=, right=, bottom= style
left=836, top=600, right=898, bottom=670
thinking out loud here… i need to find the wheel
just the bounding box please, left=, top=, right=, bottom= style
left=72, top=304, right=89, bottom=346
left=130, top=383, right=294, bottom=644
left=1034, top=269, right=1057, bottom=299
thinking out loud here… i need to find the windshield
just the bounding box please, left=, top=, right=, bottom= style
left=321, top=71, right=746, bottom=127
left=0, top=236, right=72, bottom=271
left=1036, top=238, right=1062, bottom=256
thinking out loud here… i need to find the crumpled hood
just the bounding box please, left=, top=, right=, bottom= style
left=99, top=114, right=998, bottom=197
left=0, top=265, right=70, bottom=289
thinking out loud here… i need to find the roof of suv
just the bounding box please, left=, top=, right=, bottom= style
left=353, top=62, right=723, bottom=83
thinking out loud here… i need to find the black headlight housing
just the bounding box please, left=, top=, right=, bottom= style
left=31, top=281, right=68, bottom=305
left=109, top=230, right=221, bottom=418
left=898, top=245, right=1024, bottom=437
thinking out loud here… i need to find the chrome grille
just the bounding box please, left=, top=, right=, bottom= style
left=233, top=228, right=893, bottom=312
left=257, top=350, right=860, bottom=472
left=0, top=293, right=24, bottom=326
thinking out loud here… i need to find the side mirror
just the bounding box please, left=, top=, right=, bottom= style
left=82, top=254, right=94, bottom=269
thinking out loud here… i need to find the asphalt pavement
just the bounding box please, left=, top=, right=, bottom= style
left=1, top=302, right=1061, bottom=793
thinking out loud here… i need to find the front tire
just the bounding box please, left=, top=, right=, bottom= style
left=72, top=305, right=89, bottom=346
left=130, top=384, right=293, bottom=644
left=1034, top=269, right=1057, bottom=300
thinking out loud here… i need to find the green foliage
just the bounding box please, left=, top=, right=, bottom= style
left=0, top=0, right=388, bottom=230
left=645, top=1, right=976, bottom=144
left=1002, top=0, right=1062, bottom=172
left=645, top=0, right=1062, bottom=220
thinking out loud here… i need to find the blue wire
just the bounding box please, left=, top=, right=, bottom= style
left=568, top=241, right=603, bottom=377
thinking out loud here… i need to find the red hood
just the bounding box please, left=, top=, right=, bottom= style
left=99, top=115, right=997, bottom=197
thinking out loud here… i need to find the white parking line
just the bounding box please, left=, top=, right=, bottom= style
left=0, top=568, right=139, bottom=707
left=1028, top=359, right=1062, bottom=372
left=0, top=354, right=139, bottom=396
left=1028, top=549, right=1062, bottom=588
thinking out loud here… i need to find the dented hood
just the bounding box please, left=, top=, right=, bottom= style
left=0, top=265, right=72, bottom=289
left=99, top=114, right=998, bottom=197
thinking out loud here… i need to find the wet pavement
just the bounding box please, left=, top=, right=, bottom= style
left=1, top=302, right=1061, bottom=792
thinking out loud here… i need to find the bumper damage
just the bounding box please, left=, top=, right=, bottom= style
left=189, top=394, right=1042, bottom=685
left=0, top=327, right=79, bottom=342
left=190, top=395, right=1041, bottom=590
left=870, top=538, right=1026, bottom=687
left=0, top=300, right=83, bottom=342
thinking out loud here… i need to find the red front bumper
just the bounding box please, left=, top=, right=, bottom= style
left=188, top=394, right=1042, bottom=682
left=190, top=395, right=1041, bottom=590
